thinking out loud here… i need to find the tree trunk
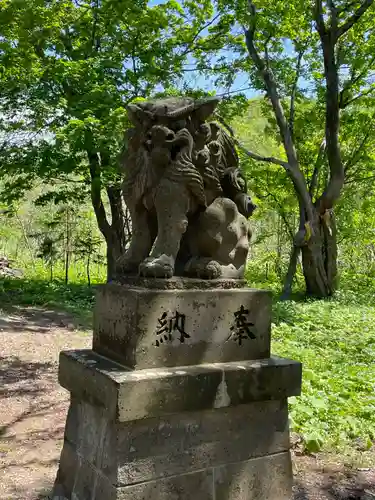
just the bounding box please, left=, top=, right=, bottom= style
left=64, top=207, right=70, bottom=285
left=88, top=150, right=128, bottom=282
left=87, top=253, right=91, bottom=286
left=106, top=186, right=128, bottom=282
left=281, top=245, right=300, bottom=299
left=301, top=209, right=337, bottom=297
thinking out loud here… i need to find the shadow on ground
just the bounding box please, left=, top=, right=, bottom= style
left=0, top=355, right=55, bottom=403
left=293, top=454, right=375, bottom=499
left=0, top=307, right=84, bottom=334
left=0, top=277, right=96, bottom=329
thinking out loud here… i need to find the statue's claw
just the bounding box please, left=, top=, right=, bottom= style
left=117, top=255, right=141, bottom=275
left=184, top=258, right=222, bottom=279
left=139, top=255, right=174, bottom=278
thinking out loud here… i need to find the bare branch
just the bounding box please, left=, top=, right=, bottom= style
left=215, top=115, right=288, bottom=167
left=179, top=13, right=222, bottom=57
left=239, top=145, right=289, bottom=167
left=216, top=85, right=253, bottom=96
left=344, top=127, right=373, bottom=172
left=337, top=0, right=374, bottom=38
left=342, top=85, right=375, bottom=107
left=339, top=54, right=375, bottom=107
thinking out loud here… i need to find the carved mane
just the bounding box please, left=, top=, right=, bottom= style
left=122, top=97, right=241, bottom=209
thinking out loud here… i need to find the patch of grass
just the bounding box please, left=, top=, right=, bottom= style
left=0, top=277, right=95, bottom=328
left=272, top=294, right=375, bottom=457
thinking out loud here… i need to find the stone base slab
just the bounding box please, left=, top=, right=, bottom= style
left=53, top=350, right=299, bottom=499
left=53, top=390, right=293, bottom=499
left=54, top=448, right=293, bottom=500
left=93, top=283, right=272, bottom=369
left=62, top=397, right=291, bottom=486
left=58, top=349, right=302, bottom=421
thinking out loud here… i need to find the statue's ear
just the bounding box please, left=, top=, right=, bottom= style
left=192, top=97, right=220, bottom=122
left=127, top=104, right=153, bottom=126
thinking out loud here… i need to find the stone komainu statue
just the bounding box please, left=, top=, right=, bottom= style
left=119, top=96, right=256, bottom=279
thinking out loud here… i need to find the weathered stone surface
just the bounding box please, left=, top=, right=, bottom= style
left=214, top=451, right=293, bottom=499
left=93, top=284, right=272, bottom=368
left=58, top=350, right=123, bottom=414
left=54, top=349, right=299, bottom=499
left=53, top=440, right=117, bottom=500
left=59, top=349, right=302, bottom=421
left=64, top=398, right=116, bottom=475
left=54, top=445, right=292, bottom=499
left=119, top=96, right=256, bottom=281
left=114, top=277, right=247, bottom=289
left=63, top=396, right=290, bottom=486
left=53, top=439, right=78, bottom=498
left=115, top=469, right=214, bottom=500
left=113, top=399, right=289, bottom=485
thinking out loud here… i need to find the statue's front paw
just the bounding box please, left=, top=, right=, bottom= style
left=184, top=258, right=222, bottom=279
left=116, top=255, right=141, bottom=275
left=139, top=255, right=175, bottom=278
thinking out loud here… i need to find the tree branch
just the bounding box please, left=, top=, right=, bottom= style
left=314, top=0, right=326, bottom=35
left=309, top=139, right=326, bottom=198
left=215, top=114, right=288, bottom=167
left=240, top=146, right=289, bottom=167
left=289, top=48, right=304, bottom=139
left=337, top=0, right=374, bottom=39
left=337, top=0, right=359, bottom=15
left=339, top=54, right=375, bottom=107
left=91, top=0, right=100, bottom=53
left=345, top=174, right=375, bottom=184
left=179, top=13, right=221, bottom=57
left=244, top=1, right=314, bottom=221
left=342, top=85, right=375, bottom=108
left=264, top=34, right=272, bottom=69
left=344, top=127, right=373, bottom=172
left=265, top=191, right=295, bottom=239
left=329, top=0, right=339, bottom=32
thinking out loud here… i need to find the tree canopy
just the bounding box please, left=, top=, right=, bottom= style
left=0, top=0, right=374, bottom=294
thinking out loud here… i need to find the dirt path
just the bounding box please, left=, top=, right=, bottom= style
left=0, top=306, right=374, bottom=500
left=0, top=307, right=90, bottom=500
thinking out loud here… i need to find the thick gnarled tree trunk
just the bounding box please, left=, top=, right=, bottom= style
left=301, top=210, right=337, bottom=297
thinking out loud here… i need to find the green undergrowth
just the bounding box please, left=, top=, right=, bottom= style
left=0, top=277, right=95, bottom=328
left=272, top=292, right=375, bottom=458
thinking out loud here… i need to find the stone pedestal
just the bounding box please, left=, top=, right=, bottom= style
left=53, top=279, right=302, bottom=500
